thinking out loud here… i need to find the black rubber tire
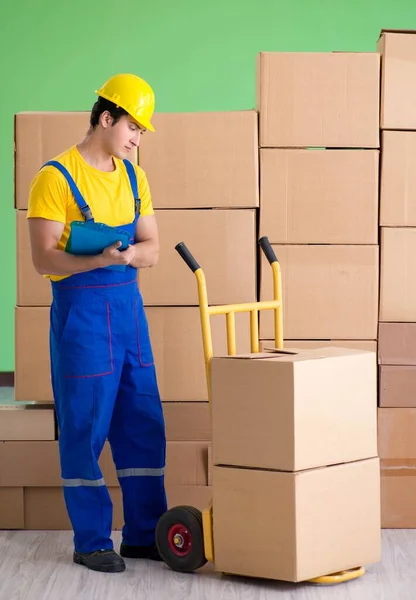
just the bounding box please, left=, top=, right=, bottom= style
left=155, top=505, right=207, bottom=573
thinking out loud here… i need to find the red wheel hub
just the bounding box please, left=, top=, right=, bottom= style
left=167, top=523, right=193, bottom=557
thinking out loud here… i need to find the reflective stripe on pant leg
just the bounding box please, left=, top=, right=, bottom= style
left=63, top=478, right=106, bottom=487
left=116, top=468, right=164, bottom=478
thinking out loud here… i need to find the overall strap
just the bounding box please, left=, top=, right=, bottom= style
left=43, top=160, right=94, bottom=222
left=123, top=159, right=141, bottom=216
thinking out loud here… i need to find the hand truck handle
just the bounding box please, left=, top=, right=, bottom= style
left=175, top=242, right=201, bottom=272
left=259, top=236, right=278, bottom=264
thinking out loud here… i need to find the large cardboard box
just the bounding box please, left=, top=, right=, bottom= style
left=140, top=209, right=256, bottom=306
left=378, top=29, right=416, bottom=130
left=211, top=347, right=377, bottom=472
left=138, top=111, right=259, bottom=208
left=260, top=245, right=379, bottom=339
left=380, top=228, right=416, bottom=322
left=14, top=112, right=139, bottom=210
left=256, top=52, right=380, bottom=148
left=17, top=209, right=257, bottom=307
left=0, top=488, right=24, bottom=529
left=379, top=323, right=416, bottom=365
left=0, top=403, right=55, bottom=441
left=0, top=440, right=210, bottom=487
left=213, top=458, right=381, bottom=582
left=260, top=340, right=377, bottom=352
left=380, top=131, right=416, bottom=226
left=260, top=149, right=379, bottom=244
left=15, top=306, right=250, bottom=402
left=381, top=460, right=416, bottom=528
left=23, top=485, right=212, bottom=530
left=380, top=367, right=416, bottom=408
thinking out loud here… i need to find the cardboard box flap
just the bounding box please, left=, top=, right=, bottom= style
left=379, top=28, right=416, bottom=37
left=263, top=346, right=314, bottom=355
left=213, top=347, right=367, bottom=364
left=214, top=352, right=279, bottom=360
left=265, top=346, right=371, bottom=360
left=232, top=349, right=300, bottom=358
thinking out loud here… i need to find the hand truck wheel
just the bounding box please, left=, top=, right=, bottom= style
left=155, top=506, right=207, bottom=573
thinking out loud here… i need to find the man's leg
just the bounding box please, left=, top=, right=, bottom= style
left=107, top=298, right=167, bottom=556
left=50, top=300, right=125, bottom=571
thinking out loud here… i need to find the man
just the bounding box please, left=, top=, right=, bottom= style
left=27, top=74, right=167, bottom=573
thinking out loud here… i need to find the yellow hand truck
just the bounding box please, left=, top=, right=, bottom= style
left=154, top=236, right=365, bottom=586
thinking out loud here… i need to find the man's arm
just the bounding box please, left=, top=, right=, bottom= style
left=28, top=217, right=135, bottom=276
left=130, top=214, right=160, bottom=269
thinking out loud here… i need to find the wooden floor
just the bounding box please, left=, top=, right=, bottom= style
left=0, top=529, right=415, bottom=599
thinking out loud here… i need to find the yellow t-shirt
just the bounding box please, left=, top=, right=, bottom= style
left=27, top=145, right=154, bottom=281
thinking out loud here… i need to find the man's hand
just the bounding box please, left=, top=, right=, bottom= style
left=100, top=242, right=136, bottom=267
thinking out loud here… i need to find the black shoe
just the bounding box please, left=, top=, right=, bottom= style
left=73, top=549, right=126, bottom=573
left=120, top=543, right=162, bottom=561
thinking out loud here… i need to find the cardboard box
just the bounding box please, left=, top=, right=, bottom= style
left=260, top=340, right=377, bottom=353
left=381, top=460, right=416, bottom=528
left=24, top=485, right=212, bottom=530
left=378, top=29, right=416, bottom=130
left=14, top=112, right=138, bottom=210
left=380, top=367, right=416, bottom=408
left=15, top=307, right=51, bottom=402
left=380, top=131, right=416, bottom=226
left=140, top=209, right=256, bottom=306
left=211, top=347, right=377, bottom=472
left=17, top=208, right=257, bottom=307
left=378, top=408, right=416, bottom=459
left=148, top=307, right=249, bottom=401
left=16, top=210, right=51, bottom=306
left=0, top=440, right=210, bottom=487
left=260, top=245, right=379, bottom=339
left=380, top=228, right=416, bottom=322
left=257, top=52, right=380, bottom=148
left=23, top=487, right=124, bottom=530
left=378, top=403, right=416, bottom=527
left=260, top=149, right=379, bottom=244
left=379, top=323, right=416, bottom=365
left=163, top=402, right=210, bottom=440
left=0, top=488, right=24, bottom=529
left=14, top=306, right=250, bottom=402
left=138, top=111, right=259, bottom=208
left=0, top=403, right=55, bottom=441
left=213, top=458, right=381, bottom=582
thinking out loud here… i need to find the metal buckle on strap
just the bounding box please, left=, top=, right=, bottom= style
left=135, top=199, right=141, bottom=215
left=81, top=207, right=94, bottom=221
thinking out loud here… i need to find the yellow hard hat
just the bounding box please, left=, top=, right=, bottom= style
left=95, top=73, right=155, bottom=132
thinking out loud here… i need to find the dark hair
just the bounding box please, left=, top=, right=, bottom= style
left=90, top=96, right=128, bottom=128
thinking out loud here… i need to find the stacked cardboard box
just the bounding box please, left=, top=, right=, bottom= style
left=256, top=51, right=380, bottom=352
left=10, top=111, right=261, bottom=528
left=378, top=29, right=416, bottom=526
left=210, top=347, right=381, bottom=582
left=137, top=111, right=258, bottom=401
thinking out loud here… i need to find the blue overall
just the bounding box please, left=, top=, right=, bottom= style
left=45, top=159, right=167, bottom=554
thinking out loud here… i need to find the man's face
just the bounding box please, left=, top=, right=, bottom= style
left=102, top=113, right=145, bottom=159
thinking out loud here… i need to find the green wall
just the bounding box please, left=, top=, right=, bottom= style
left=1, top=0, right=415, bottom=371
